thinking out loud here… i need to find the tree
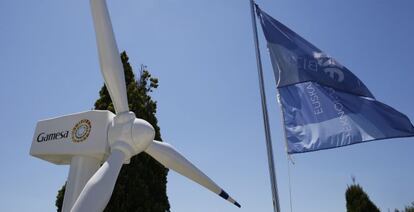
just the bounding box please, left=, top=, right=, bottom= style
left=395, top=202, right=414, bottom=212
left=55, top=184, right=65, bottom=212
left=345, top=182, right=380, bottom=212
left=56, top=51, right=170, bottom=211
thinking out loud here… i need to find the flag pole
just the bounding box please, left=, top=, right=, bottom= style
left=249, top=1, right=281, bottom=212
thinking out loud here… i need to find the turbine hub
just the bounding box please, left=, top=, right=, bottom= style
left=108, top=111, right=155, bottom=163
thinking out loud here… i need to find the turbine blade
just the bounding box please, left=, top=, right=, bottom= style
left=145, top=140, right=241, bottom=208
left=90, top=0, right=129, bottom=114
left=71, top=149, right=126, bottom=212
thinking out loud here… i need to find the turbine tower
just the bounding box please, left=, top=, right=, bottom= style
left=30, top=0, right=240, bottom=211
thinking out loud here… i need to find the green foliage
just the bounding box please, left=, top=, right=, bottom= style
left=395, top=202, right=414, bottom=212
left=345, top=183, right=380, bottom=212
left=56, top=51, right=170, bottom=211
left=405, top=202, right=414, bottom=212
left=55, top=184, right=65, bottom=212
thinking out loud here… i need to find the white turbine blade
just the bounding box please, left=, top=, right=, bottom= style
left=71, top=149, right=126, bottom=212
left=145, top=140, right=241, bottom=208
left=90, top=0, right=129, bottom=114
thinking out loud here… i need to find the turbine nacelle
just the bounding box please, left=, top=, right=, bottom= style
left=108, top=112, right=155, bottom=163
left=30, top=110, right=115, bottom=164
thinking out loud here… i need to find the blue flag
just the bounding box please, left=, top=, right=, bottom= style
left=255, top=4, right=414, bottom=154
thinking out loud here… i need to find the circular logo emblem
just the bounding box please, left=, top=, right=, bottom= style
left=71, top=119, right=92, bottom=143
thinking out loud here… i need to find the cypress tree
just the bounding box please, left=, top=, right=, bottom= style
left=55, top=184, right=65, bottom=212
left=56, top=51, right=170, bottom=212
left=345, top=183, right=379, bottom=212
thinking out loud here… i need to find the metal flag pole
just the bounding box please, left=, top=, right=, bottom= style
left=249, top=0, right=281, bottom=212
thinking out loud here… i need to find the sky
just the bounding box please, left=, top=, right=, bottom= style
left=1, top=0, right=414, bottom=211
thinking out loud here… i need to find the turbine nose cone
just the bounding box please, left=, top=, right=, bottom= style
left=131, top=118, right=155, bottom=153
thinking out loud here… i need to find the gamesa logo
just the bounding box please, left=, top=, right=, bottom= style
left=71, top=119, right=92, bottom=143
left=36, top=131, right=69, bottom=142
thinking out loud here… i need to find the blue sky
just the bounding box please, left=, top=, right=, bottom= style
left=1, top=0, right=414, bottom=211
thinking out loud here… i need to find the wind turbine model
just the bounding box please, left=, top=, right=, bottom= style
left=30, top=0, right=240, bottom=211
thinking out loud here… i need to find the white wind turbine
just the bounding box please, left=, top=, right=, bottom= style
left=30, top=0, right=240, bottom=211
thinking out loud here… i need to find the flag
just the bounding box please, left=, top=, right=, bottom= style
left=255, top=4, right=414, bottom=154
